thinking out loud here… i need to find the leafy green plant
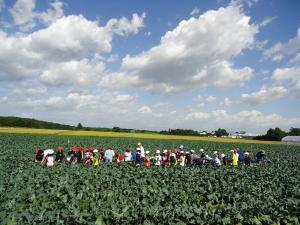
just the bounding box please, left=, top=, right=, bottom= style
left=0, top=133, right=299, bottom=224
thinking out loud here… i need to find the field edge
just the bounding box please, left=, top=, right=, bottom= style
left=0, top=127, right=280, bottom=145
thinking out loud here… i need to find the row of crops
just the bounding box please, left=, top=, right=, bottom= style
left=0, top=133, right=299, bottom=224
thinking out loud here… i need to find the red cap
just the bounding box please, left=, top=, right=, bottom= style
left=98, top=147, right=104, bottom=151
left=77, top=146, right=83, bottom=151
left=90, top=146, right=95, bottom=151
left=72, top=146, right=77, bottom=151
left=57, top=146, right=63, bottom=151
left=83, top=148, right=87, bottom=153
left=126, top=147, right=131, bottom=151
left=108, top=146, right=113, bottom=149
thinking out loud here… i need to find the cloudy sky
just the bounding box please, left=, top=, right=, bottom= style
left=0, top=0, right=299, bottom=133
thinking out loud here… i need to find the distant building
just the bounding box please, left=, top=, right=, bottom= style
left=227, top=132, right=260, bottom=139
left=281, top=136, right=300, bottom=145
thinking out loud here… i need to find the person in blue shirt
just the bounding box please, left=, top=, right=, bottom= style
left=131, top=151, right=137, bottom=162
left=236, top=148, right=244, bottom=162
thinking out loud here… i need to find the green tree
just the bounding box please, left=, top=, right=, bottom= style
left=215, top=128, right=229, bottom=137
left=112, top=126, right=121, bottom=132
left=265, top=128, right=286, bottom=141
left=77, top=123, right=83, bottom=129
left=289, top=127, right=300, bottom=136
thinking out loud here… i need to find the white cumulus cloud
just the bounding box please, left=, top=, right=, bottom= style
left=113, top=5, right=258, bottom=95
left=264, top=27, right=300, bottom=61
left=272, top=66, right=300, bottom=96
left=0, top=13, right=145, bottom=87
left=239, top=86, right=288, bottom=106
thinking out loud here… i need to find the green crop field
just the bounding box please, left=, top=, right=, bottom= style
left=0, top=133, right=299, bottom=225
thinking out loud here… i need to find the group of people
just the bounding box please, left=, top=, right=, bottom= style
left=35, top=142, right=268, bottom=168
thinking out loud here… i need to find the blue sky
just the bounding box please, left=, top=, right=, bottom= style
left=0, top=0, right=299, bottom=133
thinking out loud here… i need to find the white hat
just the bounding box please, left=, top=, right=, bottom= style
left=191, top=149, right=195, bottom=153
left=180, top=150, right=184, bottom=154
left=186, top=151, right=189, bottom=154
left=179, top=145, right=183, bottom=149
left=93, top=149, right=98, bottom=153
left=156, top=150, right=160, bottom=154
left=200, top=149, right=204, bottom=152
left=221, top=153, right=225, bottom=158
left=230, top=149, right=234, bottom=153
left=163, top=149, right=167, bottom=153
left=171, top=153, right=176, bottom=157
left=145, top=151, right=150, bottom=154
left=244, top=152, right=249, bottom=155
left=136, top=147, right=141, bottom=151
left=213, top=151, right=218, bottom=155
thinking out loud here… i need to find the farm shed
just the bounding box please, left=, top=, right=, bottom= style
left=281, top=136, right=300, bottom=145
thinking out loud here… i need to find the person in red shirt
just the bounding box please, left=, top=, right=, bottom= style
left=117, top=153, right=125, bottom=162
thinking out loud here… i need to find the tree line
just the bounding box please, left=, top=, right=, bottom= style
left=254, top=127, right=300, bottom=141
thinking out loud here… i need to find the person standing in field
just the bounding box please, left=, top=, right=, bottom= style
left=137, top=142, right=145, bottom=163
left=124, top=147, right=132, bottom=162
left=41, top=149, right=55, bottom=167
left=256, top=150, right=266, bottom=164
left=244, top=152, right=251, bottom=166
left=212, top=151, right=221, bottom=166
left=190, top=150, right=197, bottom=165
left=154, top=150, right=162, bottom=166
left=117, top=152, right=125, bottom=162
left=98, top=147, right=105, bottom=161
left=175, top=148, right=181, bottom=160
left=221, top=153, right=228, bottom=166
left=56, top=146, right=64, bottom=162
left=84, top=148, right=92, bottom=165
left=76, top=146, right=84, bottom=163
left=144, top=151, right=151, bottom=168
left=170, top=152, right=177, bottom=166
left=178, top=150, right=185, bottom=167
left=92, top=149, right=100, bottom=167
left=162, top=149, right=170, bottom=166
left=105, top=146, right=115, bottom=163
left=231, top=149, right=239, bottom=167
left=136, top=147, right=141, bottom=165
left=131, top=150, right=137, bottom=162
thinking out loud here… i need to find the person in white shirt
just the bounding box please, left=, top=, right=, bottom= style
left=179, top=151, right=185, bottom=167
left=212, top=152, right=221, bottom=166
left=41, top=149, right=55, bottom=167
left=105, top=146, right=115, bottom=163
left=124, top=147, right=132, bottom=162
left=154, top=150, right=162, bottom=166
left=137, top=142, right=145, bottom=163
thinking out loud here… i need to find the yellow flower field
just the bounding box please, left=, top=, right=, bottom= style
left=0, top=127, right=280, bottom=144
